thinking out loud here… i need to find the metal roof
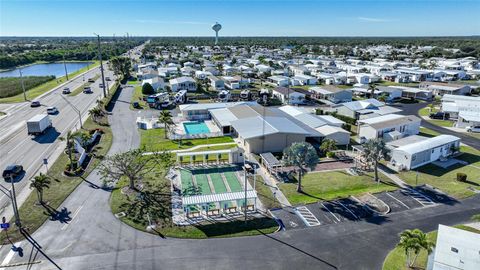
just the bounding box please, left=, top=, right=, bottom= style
left=395, top=135, right=460, bottom=155
left=259, top=152, right=281, bottom=167
left=230, top=116, right=310, bottom=139
left=209, top=108, right=238, bottom=126
left=182, top=190, right=257, bottom=206
left=315, top=125, right=350, bottom=136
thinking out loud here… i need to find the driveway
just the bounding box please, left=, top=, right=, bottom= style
left=396, top=102, right=480, bottom=150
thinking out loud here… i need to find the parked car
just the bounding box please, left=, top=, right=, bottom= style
left=105, top=77, right=111, bottom=81
left=83, top=87, right=93, bottom=94
left=62, top=87, right=71, bottom=94
left=88, top=78, right=95, bottom=83
left=46, top=106, right=58, bottom=114
left=429, top=112, right=450, bottom=120
left=30, top=100, right=41, bottom=107
left=466, top=125, right=480, bottom=133
left=99, top=83, right=104, bottom=88
left=2, top=165, right=23, bottom=180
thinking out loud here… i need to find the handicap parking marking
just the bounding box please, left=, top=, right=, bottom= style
left=321, top=203, right=340, bottom=223
left=295, top=206, right=321, bottom=227
left=404, top=188, right=435, bottom=206
left=386, top=192, right=410, bottom=209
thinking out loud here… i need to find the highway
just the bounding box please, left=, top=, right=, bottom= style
left=0, top=64, right=116, bottom=220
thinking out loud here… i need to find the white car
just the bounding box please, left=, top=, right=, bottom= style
left=46, top=106, right=58, bottom=114
left=466, top=126, right=480, bottom=133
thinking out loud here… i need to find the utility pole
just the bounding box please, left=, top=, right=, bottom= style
left=19, top=69, right=27, bottom=101
left=244, top=156, right=248, bottom=224
left=9, top=176, right=21, bottom=228
left=95, top=33, right=107, bottom=98
left=59, top=94, right=83, bottom=129
left=63, top=54, right=69, bottom=81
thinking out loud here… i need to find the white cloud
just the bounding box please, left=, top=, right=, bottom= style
left=357, top=17, right=394, bottom=23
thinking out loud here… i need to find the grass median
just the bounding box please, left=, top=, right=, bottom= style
left=0, top=61, right=99, bottom=103
left=0, top=116, right=112, bottom=243
left=69, top=74, right=101, bottom=96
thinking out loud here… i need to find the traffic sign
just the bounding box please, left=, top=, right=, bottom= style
left=1, top=223, right=10, bottom=230
left=43, top=158, right=48, bottom=165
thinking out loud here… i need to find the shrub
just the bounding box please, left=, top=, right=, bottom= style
left=326, top=151, right=335, bottom=158
left=0, top=76, right=55, bottom=98
left=457, top=173, right=467, bottom=182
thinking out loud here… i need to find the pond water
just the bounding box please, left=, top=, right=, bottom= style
left=0, top=62, right=94, bottom=78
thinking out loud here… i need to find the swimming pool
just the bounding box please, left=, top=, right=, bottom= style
left=183, top=121, right=210, bottom=135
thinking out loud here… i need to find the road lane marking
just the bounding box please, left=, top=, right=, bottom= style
left=337, top=201, right=359, bottom=220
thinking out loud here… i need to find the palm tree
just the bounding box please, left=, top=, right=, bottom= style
left=59, top=130, right=79, bottom=172
left=30, top=173, right=51, bottom=204
left=368, top=83, right=377, bottom=98
left=361, top=138, right=390, bottom=183
left=158, top=110, right=175, bottom=139
left=283, top=142, right=319, bottom=192
left=397, top=229, right=435, bottom=268
left=89, top=107, right=104, bottom=123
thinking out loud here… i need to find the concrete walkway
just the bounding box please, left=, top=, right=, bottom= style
left=143, top=142, right=238, bottom=155
left=378, top=165, right=408, bottom=188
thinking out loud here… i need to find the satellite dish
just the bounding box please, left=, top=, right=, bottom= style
left=212, top=22, right=222, bottom=45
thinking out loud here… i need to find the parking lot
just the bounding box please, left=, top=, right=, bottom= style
left=271, top=186, right=451, bottom=231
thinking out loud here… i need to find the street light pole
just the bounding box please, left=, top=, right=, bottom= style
left=63, top=54, right=69, bottom=81
left=59, top=94, right=83, bottom=129
left=19, top=69, right=27, bottom=101
left=95, top=33, right=107, bottom=98
left=0, top=179, right=21, bottom=228
left=244, top=155, right=248, bottom=224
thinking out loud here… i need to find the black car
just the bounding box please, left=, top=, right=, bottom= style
left=429, top=112, right=450, bottom=120
left=2, top=165, right=23, bottom=179
left=30, top=101, right=41, bottom=107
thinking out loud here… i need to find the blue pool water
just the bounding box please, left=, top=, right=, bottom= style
left=183, top=121, right=210, bottom=135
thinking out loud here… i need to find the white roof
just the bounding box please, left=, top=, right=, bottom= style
left=28, top=114, right=48, bottom=122
left=459, top=111, right=480, bottom=121
left=170, top=76, right=195, bottom=84
left=179, top=101, right=256, bottom=112
left=433, top=225, right=480, bottom=269
left=395, top=135, right=460, bottom=155
left=231, top=116, right=310, bottom=139
left=209, top=108, right=238, bottom=126
left=317, top=115, right=345, bottom=126
left=315, top=125, right=350, bottom=136
left=359, top=114, right=405, bottom=125
left=182, top=190, right=257, bottom=205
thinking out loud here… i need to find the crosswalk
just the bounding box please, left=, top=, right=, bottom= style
left=403, top=188, right=435, bottom=206
left=295, top=206, right=321, bottom=226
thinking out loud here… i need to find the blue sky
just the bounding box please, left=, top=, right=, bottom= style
left=1, top=0, right=479, bottom=36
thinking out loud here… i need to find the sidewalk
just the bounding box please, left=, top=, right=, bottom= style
left=246, top=153, right=291, bottom=207
left=143, top=142, right=238, bottom=155
left=378, top=165, right=408, bottom=188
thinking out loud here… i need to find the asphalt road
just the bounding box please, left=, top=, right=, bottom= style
left=1, top=87, right=479, bottom=270
left=396, top=102, right=480, bottom=150
left=0, top=66, right=116, bottom=221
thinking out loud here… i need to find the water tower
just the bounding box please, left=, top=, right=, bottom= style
left=212, top=22, right=222, bottom=45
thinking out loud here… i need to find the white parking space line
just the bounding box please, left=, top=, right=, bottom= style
left=321, top=203, right=340, bottom=223
left=404, top=189, right=435, bottom=206
left=295, top=206, right=321, bottom=227
left=386, top=192, right=410, bottom=209
left=0, top=242, right=21, bottom=270
left=337, top=202, right=359, bottom=220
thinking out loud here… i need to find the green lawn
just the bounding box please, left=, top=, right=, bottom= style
left=140, top=128, right=234, bottom=151
left=397, top=146, right=480, bottom=199
left=278, top=170, right=398, bottom=205
left=130, top=85, right=148, bottom=109
left=110, top=167, right=278, bottom=239
left=377, top=81, right=420, bottom=87
left=419, top=107, right=455, bottom=127
left=0, top=61, right=99, bottom=103
left=249, top=175, right=283, bottom=209
left=383, top=225, right=480, bottom=270
left=0, top=116, right=112, bottom=243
